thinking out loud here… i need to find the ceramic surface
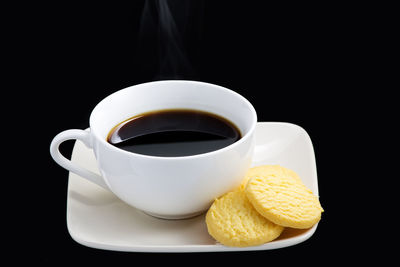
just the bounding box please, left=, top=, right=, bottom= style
left=66, top=122, right=319, bottom=252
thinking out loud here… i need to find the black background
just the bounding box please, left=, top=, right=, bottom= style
left=8, top=0, right=394, bottom=264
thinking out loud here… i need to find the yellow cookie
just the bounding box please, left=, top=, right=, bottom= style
left=205, top=190, right=284, bottom=247
left=239, top=165, right=302, bottom=191
left=245, top=174, right=323, bottom=229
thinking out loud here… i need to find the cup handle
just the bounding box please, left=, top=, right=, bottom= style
left=50, top=129, right=109, bottom=190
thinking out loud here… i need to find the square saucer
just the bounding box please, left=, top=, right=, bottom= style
left=66, top=122, right=319, bottom=252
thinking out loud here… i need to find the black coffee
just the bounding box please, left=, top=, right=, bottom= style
left=107, top=109, right=241, bottom=157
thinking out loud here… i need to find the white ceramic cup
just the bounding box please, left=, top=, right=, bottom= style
left=50, top=80, right=257, bottom=219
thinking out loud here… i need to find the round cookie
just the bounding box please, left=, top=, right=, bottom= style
left=206, top=190, right=284, bottom=247
left=245, top=174, right=323, bottom=229
left=239, top=165, right=302, bottom=191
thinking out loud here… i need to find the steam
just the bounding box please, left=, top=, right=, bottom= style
left=138, top=0, right=203, bottom=80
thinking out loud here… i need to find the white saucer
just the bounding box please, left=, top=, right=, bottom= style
left=66, top=122, right=319, bottom=252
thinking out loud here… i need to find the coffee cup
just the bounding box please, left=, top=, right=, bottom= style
left=50, top=80, right=257, bottom=219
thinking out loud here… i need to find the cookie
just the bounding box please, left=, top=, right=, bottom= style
left=205, top=190, right=284, bottom=247
left=239, top=165, right=302, bottom=191
left=245, top=174, right=323, bottom=229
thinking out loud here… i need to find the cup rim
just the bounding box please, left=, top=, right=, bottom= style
left=89, top=80, right=257, bottom=160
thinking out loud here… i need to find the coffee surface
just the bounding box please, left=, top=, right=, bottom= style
left=107, top=109, right=241, bottom=157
